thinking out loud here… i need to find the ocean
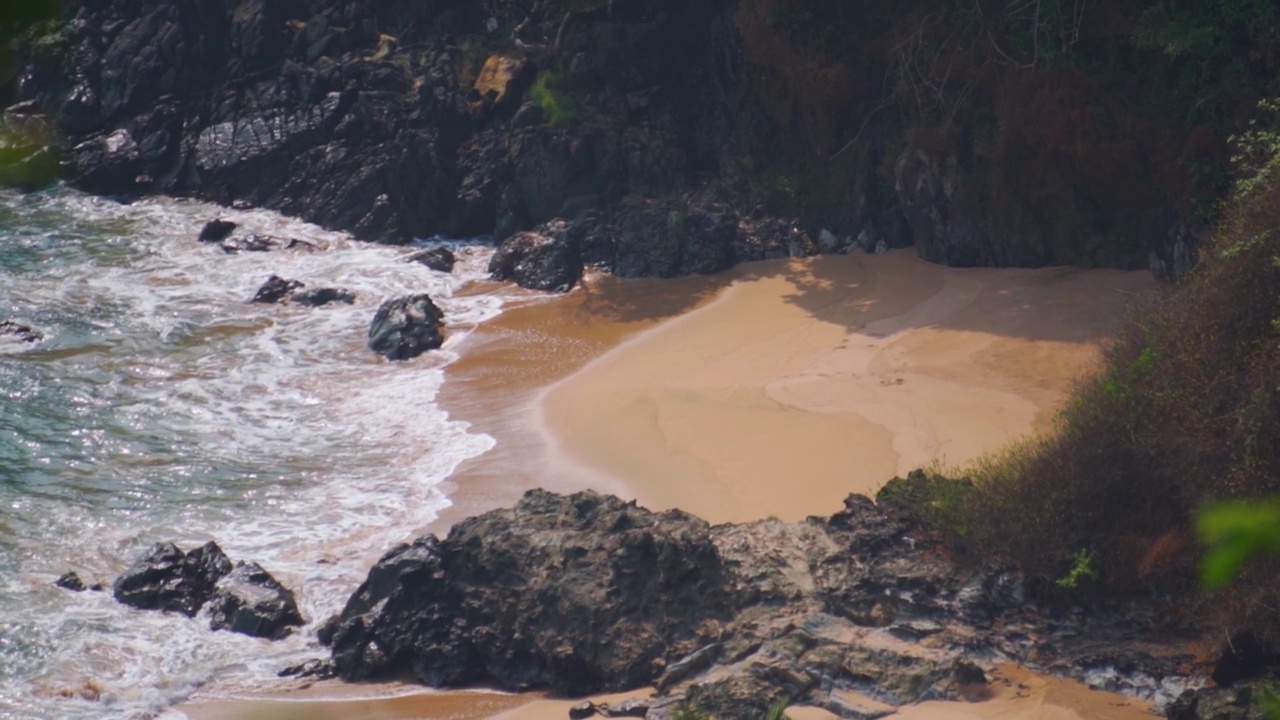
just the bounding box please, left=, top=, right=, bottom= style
left=0, top=186, right=508, bottom=719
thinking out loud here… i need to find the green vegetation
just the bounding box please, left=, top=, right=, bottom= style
left=529, top=70, right=581, bottom=127
left=887, top=103, right=1280, bottom=636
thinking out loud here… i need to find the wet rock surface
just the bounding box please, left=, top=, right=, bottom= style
left=207, top=561, right=305, bottom=639
left=291, top=286, right=355, bottom=307
left=0, top=320, right=42, bottom=344
left=367, top=294, right=445, bottom=360
left=251, top=275, right=304, bottom=304
left=488, top=224, right=583, bottom=292
left=197, top=219, right=237, bottom=244
left=113, top=541, right=233, bottom=617
left=55, top=571, right=87, bottom=592
left=329, top=490, right=1207, bottom=718
left=407, top=246, right=456, bottom=273
left=111, top=541, right=301, bottom=640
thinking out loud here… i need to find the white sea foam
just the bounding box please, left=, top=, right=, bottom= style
left=0, top=189, right=515, bottom=719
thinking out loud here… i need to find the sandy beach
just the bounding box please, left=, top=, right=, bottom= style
left=542, top=250, right=1154, bottom=523
left=180, top=251, right=1157, bottom=720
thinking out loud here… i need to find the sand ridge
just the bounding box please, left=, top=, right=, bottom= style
left=541, top=250, right=1153, bottom=524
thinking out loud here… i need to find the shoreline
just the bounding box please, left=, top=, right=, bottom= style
left=178, top=252, right=1159, bottom=720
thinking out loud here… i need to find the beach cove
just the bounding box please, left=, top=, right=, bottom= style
left=181, top=250, right=1162, bottom=720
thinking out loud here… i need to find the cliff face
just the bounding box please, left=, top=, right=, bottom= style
left=3, top=0, right=1273, bottom=277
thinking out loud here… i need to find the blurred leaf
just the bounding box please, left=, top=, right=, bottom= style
left=1196, top=500, right=1280, bottom=590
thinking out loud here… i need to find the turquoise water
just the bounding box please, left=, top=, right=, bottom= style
left=0, top=188, right=502, bottom=719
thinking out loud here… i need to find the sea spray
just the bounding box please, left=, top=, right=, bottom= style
left=0, top=187, right=511, bottom=719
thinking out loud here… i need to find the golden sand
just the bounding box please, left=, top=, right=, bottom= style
left=179, top=251, right=1158, bottom=720
left=541, top=251, right=1153, bottom=523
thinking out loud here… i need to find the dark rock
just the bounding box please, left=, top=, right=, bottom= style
left=568, top=701, right=597, bottom=719
left=657, top=644, right=720, bottom=691
left=55, top=572, right=87, bottom=592
left=1167, top=684, right=1264, bottom=720
left=612, top=197, right=740, bottom=278
left=291, top=287, right=355, bottom=307
left=285, top=238, right=320, bottom=252
left=407, top=246, right=456, bottom=273
left=511, top=102, right=546, bottom=129
left=328, top=486, right=1204, bottom=718
left=112, top=541, right=233, bottom=617
left=221, top=234, right=283, bottom=254
left=488, top=225, right=583, bottom=292
left=278, top=659, right=337, bottom=680
left=71, top=129, right=141, bottom=195
left=329, top=490, right=732, bottom=693
left=1211, top=633, right=1277, bottom=688
left=207, top=561, right=305, bottom=640
left=251, top=275, right=304, bottom=304
left=198, top=220, right=238, bottom=244
left=367, top=294, right=445, bottom=361
left=0, top=321, right=42, bottom=344
left=599, top=697, right=649, bottom=717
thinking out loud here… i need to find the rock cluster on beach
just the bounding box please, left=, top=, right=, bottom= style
left=110, top=541, right=303, bottom=639
left=321, top=488, right=1205, bottom=718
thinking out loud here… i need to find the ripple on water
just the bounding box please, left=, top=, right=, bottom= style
left=0, top=187, right=509, bottom=719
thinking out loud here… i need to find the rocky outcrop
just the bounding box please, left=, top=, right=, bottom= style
left=111, top=541, right=301, bottom=639
left=328, top=490, right=730, bottom=692
left=488, top=223, right=583, bottom=292
left=367, top=294, right=445, bottom=360
left=251, top=275, right=304, bottom=303
left=3, top=0, right=1216, bottom=278
left=328, top=490, right=1202, bottom=717
left=197, top=219, right=237, bottom=243
left=407, top=246, right=456, bottom=273
left=207, top=561, right=305, bottom=639
left=113, top=541, right=233, bottom=617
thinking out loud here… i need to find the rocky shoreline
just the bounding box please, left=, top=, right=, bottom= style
left=1, top=0, right=1203, bottom=285
left=81, top=482, right=1258, bottom=719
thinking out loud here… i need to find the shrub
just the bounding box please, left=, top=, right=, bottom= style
left=941, top=106, right=1280, bottom=633
left=529, top=70, right=581, bottom=126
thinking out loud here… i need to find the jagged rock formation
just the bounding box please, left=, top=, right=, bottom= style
left=407, top=246, right=456, bottom=273
left=325, top=490, right=1201, bottom=717
left=367, top=294, right=445, bottom=360
left=207, top=561, right=305, bottom=639
left=3, top=0, right=1254, bottom=277
left=111, top=541, right=302, bottom=639
left=113, top=541, right=233, bottom=617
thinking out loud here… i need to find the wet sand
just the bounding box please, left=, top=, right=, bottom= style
left=179, top=252, right=1158, bottom=720
left=180, top=665, right=1155, bottom=720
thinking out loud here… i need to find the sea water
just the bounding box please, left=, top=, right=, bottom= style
left=0, top=187, right=506, bottom=719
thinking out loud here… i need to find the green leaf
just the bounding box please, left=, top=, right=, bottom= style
left=1195, top=500, right=1280, bottom=590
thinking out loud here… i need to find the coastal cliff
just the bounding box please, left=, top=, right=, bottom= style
left=6, top=0, right=1277, bottom=278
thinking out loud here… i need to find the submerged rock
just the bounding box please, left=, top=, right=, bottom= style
left=407, top=246, right=456, bottom=273
left=220, top=234, right=284, bottom=254
left=197, top=220, right=237, bottom=244
left=207, top=562, right=304, bottom=639
left=0, top=321, right=41, bottom=344
left=251, top=275, right=304, bottom=304
left=367, top=294, right=445, bottom=360
left=291, top=287, right=355, bottom=307
left=112, top=541, right=232, bottom=617
left=488, top=227, right=582, bottom=292
left=55, top=572, right=86, bottom=592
